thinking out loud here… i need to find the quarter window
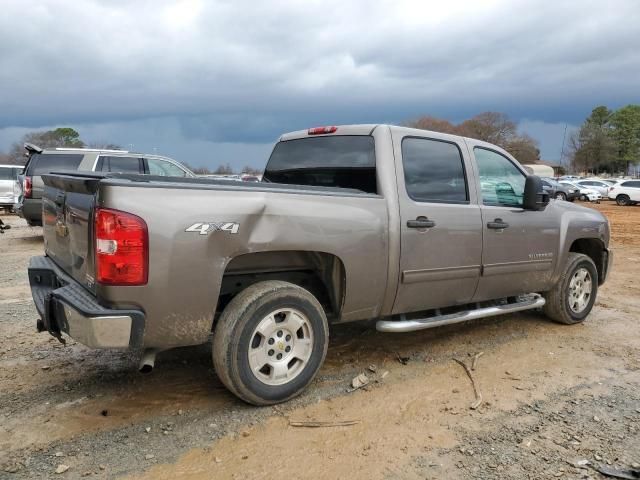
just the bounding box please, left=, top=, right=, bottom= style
left=98, top=156, right=142, bottom=173
left=401, top=137, right=468, bottom=203
left=147, top=158, right=188, bottom=177
left=474, top=148, right=526, bottom=207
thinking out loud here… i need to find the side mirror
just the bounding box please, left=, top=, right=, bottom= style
left=523, top=175, right=550, bottom=211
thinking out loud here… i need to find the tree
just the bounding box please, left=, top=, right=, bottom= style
left=241, top=165, right=262, bottom=175
left=458, top=112, right=518, bottom=146
left=214, top=163, right=234, bottom=175
left=404, top=116, right=458, bottom=135
left=570, top=106, right=617, bottom=174
left=405, top=111, right=540, bottom=164
left=88, top=142, right=122, bottom=150
left=610, top=105, right=640, bottom=173
left=8, top=127, right=85, bottom=164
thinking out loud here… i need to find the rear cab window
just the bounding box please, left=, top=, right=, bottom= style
left=25, top=154, right=84, bottom=175
left=262, top=136, right=377, bottom=193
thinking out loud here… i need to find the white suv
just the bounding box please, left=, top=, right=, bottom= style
left=608, top=180, right=640, bottom=206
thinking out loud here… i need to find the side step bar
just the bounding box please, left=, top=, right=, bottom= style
left=376, top=294, right=546, bottom=333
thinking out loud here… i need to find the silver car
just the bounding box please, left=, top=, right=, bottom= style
left=16, top=145, right=194, bottom=226
left=0, top=164, right=22, bottom=212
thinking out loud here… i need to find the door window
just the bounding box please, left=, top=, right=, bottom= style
left=97, top=156, right=142, bottom=173
left=474, top=148, right=526, bottom=207
left=147, top=158, right=188, bottom=177
left=401, top=137, right=468, bottom=203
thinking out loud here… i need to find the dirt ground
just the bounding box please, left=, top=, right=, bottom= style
left=1, top=202, right=639, bottom=480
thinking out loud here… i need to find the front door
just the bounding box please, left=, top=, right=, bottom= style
left=392, top=133, right=483, bottom=315
left=470, top=145, right=560, bottom=301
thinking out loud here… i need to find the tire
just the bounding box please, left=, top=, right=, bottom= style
left=212, top=280, right=329, bottom=405
left=555, top=192, right=566, bottom=201
left=616, top=194, right=630, bottom=206
left=543, top=253, right=598, bottom=325
left=580, top=195, right=587, bottom=202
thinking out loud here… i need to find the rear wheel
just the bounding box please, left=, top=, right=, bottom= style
left=212, top=281, right=329, bottom=405
left=555, top=192, right=566, bottom=201
left=543, top=253, right=598, bottom=325
left=616, top=194, right=630, bottom=206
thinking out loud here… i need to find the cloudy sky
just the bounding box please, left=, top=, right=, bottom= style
left=0, top=0, right=638, bottom=170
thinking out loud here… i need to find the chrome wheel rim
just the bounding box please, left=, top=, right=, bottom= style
left=248, top=308, right=313, bottom=386
left=568, top=267, right=592, bottom=314
left=555, top=193, right=564, bottom=200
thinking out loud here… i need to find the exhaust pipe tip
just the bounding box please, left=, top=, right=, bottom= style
left=139, top=363, right=154, bottom=374
left=138, top=349, right=158, bottom=374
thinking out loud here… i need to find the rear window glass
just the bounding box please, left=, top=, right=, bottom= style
left=262, top=136, right=377, bottom=193
left=26, top=153, right=83, bottom=175
left=0, top=167, right=21, bottom=180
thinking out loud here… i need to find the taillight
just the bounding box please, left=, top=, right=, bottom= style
left=308, top=126, right=337, bottom=135
left=23, top=176, right=32, bottom=198
left=95, top=208, right=148, bottom=285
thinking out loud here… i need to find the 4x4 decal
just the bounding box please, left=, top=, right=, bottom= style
left=185, top=222, right=240, bottom=235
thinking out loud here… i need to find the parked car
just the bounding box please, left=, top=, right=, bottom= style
left=16, top=144, right=194, bottom=226
left=29, top=124, right=612, bottom=405
left=607, top=180, right=640, bottom=206
left=560, top=175, right=581, bottom=181
left=0, top=164, right=22, bottom=212
left=541, top=177, right=578, bottom=201
left=576, top=179, right=612, bottom=197
left=559, top=181, right=601, bottom=202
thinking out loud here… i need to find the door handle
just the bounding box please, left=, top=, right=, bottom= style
left=487, top=218, right=509, bottom=229
left=407, top=216, right=436, bottom=229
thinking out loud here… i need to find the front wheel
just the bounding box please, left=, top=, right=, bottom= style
left=555, top=192, right=567, bottom=201
left=212, top=281, right=329, bottom=405
left=543, top=253, right=598, bottom=325
left=616, top=194, right=630, bottom=206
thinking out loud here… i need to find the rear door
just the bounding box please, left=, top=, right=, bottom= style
left=470, top=145, right=560, bottom=301
left=392, top=132, right=483, bottom=314
left=26, top=153, right=84, bottom=199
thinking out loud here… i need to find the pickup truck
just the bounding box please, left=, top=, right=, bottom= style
left=28, top=124, right=613, bottom=405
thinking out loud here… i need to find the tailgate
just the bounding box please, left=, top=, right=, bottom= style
left=41, top=172, right=103, bottom=293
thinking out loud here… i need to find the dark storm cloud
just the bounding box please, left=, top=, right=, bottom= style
left=0, top=0, right=638, bottom=165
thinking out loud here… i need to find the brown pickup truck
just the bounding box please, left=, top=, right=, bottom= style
left=28, top=124, right=612, bottom=405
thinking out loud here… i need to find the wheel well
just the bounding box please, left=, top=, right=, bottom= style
left=569, top=238, right=604, bottom=282
left=215, top=251, right=346, bottom=324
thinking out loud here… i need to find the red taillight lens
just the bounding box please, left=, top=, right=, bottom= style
left=95, top=208, right=148, bottom=285
left=308, top=126, right=337, bottom=135
left=23, top=176, right=32, bottom=198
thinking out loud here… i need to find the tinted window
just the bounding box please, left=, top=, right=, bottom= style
left=26, top=153, right=83, bottom=175
left=475, top=148, right=526, bottom=206
left=401, top=137, right=467, bottom=203
left=147, top=158, right=188, bottom=177
left=0, top=167, right=20, bottom=180
left=98, top=156, right=141, bottom=173
left=622, top=181, right=640, bottom=188
left=263, top=136, right=376, bottom=193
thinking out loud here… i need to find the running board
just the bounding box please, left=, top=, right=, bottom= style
left=376, top=295, right=546, bottom=333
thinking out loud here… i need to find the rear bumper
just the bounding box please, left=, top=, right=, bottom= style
left=28, top=256, right=144, bottom=349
